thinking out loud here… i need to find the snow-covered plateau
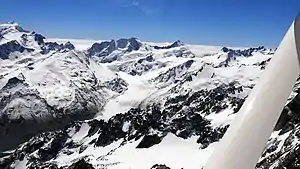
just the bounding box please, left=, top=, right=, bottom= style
left=0, top=22, right=299, bottom=169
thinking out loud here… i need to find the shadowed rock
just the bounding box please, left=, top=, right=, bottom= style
left=153, top=40, right=184, bottom=50
left=0, top=40, right=34, bottom=59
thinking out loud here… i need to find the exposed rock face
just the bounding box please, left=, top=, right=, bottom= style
left=116, top=38, right=141, bottom=52
left=153, top=40, right=184, bottom=50
left=41, top=41, right=75, bottom=54
left=67, top=159, right=95, bottom=169
left=0, top=75, right=56, bottom=151
left=256, top=91, right=300, bottom=169
left=218, top=46, right=275, bottom=67
left=33, top=33, right=46, bottom=45
left=221, top=46, right=267, bottom=57
left=154, top=60, right=194, bottom=84
left=86, top=38, right=142, bottom=63
left=87, top=40, right=116, bottom=57
left=0, top=40, right=34, bottom=59
left=101, top=77, right=128, bottom=94
left=151, top=164, right=171, bottom=169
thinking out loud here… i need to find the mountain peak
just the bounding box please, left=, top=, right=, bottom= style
left=0, top=21, right=27, bottom=34
left=87, top=37, right=143, bottom=62
left=172, top=40, right=184, bottom=47
left=0, top=21, right=19, bottom=27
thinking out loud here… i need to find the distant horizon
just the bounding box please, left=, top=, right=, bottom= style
left=0, top=0, right=299, bottom=48
left=46, top=37, right=269, bottom=49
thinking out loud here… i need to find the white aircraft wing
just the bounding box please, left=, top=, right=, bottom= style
left=204, top=14, right=300, bottom=169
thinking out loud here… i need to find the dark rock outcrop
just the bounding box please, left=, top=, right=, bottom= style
left=68, top=159, right=95, bottom=169
left=86, top=38, right=142, bottom=63
left=102, top=77, right=128, bottom=94
left=34, top=33, right=46, bottom=45
left=154, top=60, right=194, bottom=83
left=136, top=135, right=164, bottom=148
left=219, top=46, right=274, bottom=67
left=87, top=40, right=116, bottom=57
left=0, top=40, right=34, bottom=59
left=221, top=46, right=266, bottom=57
left=117, top=38, right=141, bottom=52
left=151, top=164, right=171, bottom=169
left=153, top=40, right=184, bottom=50
left=41, top=41, right=75, bottom=54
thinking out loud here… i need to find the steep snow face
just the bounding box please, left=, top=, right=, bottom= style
left=0, top=22, right=44, bottom=57
left=0, top=22, right=29, bottom=45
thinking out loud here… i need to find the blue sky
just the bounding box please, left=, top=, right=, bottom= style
left=0, top=0, right=299, bottom=47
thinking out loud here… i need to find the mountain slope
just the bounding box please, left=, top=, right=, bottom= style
left=0, top=23, right=123, bottom=151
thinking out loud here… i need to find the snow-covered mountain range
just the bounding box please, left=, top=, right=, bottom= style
left=0, top=22, right=298, bottom=169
